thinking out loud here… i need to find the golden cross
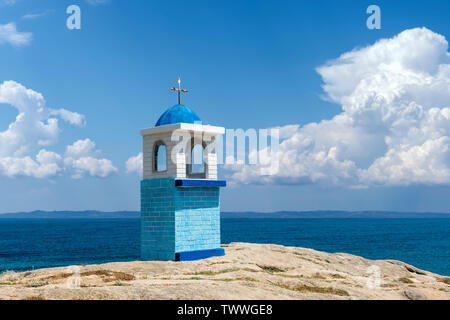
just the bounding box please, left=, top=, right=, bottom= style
left=171, top=77, right=188, bottom=105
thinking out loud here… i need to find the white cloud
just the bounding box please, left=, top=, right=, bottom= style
left=64, top=139, right=117, bottom=179
left=359, top=137, right=450, bottom=186
left=0, top=81, right=85, bottom=157
left=125, top=152, right=142, bottom=175
left=21, top=10, right=54, bottom=20
left=225, top=27, right=450, bottom=187
left=65, top=157, right=117, bottom=179
left=50, top=108, right=86, bottom=127
left=0, top=150, right=62, bottom=179
left=0, top=81, right=61, bottom=157
left=85, top=0, right=110, bottom=6
left=65, top=139, right=97, bottom=158
left=0, top=23, right=32, bottom=47
left=36, top=149, right=62, bottom=165
left=0, top=81, right=116, bottom=180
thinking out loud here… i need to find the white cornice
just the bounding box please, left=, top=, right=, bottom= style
left=141, top=123, right=225, bottom=136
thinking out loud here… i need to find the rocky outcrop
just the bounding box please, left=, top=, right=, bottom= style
left=0, top=243, right=448, bottom=300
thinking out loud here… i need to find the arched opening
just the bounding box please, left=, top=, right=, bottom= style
left=192, top=144, right=205, bottom=174
left=187, top=140, right=207, bottom=179
left=153, top=141, right=167, bottom=172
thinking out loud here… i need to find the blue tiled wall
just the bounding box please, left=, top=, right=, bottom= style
left=174, top=187, right=220, bottom=253
left=141, top=178, right=221, bottom=261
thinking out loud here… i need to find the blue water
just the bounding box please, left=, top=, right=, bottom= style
left=0, top=218, right=448, bottom=276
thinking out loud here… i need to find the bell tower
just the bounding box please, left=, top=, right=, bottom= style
left=140, top=79, right=226, bottom=261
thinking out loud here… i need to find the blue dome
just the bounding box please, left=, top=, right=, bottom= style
left=155, top=104, right=201, bottom=127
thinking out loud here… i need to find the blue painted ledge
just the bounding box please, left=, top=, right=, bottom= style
left=175, top=179, right=226, bottom=187
left=175, top=248, right=225, bottom=261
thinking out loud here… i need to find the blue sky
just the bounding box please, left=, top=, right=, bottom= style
left=0, top=0, right=449, bottom=213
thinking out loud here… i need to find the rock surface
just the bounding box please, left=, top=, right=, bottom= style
left=0, top=243, right=448, bottom=300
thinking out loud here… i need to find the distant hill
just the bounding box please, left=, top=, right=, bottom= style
left=0, top=210, right=449, bottom=219
left=221, top=211, right=450, bottom=218
left=0, top=210, right=140, bottom=219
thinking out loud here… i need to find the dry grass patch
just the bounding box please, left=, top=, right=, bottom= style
left=43, top=272, right=73, bottom=282
left=214, top=277, right=260, bottom=283
left=381, top=283, right=398, bottom=288
left=257, top=265, right=286, bottom=273
left=209, top=261, right=230, bottom=265
left=437, top=277, right=450, bottom=285
left=23, top=295, right=46, bottom=300
left=186, top=277, right=203, bottom=280
left=27, top=281, right=48, bottom=288
left=240, top=267, right=260, bottom=273
left=182, top=275, right=259, bottom=283
left=114, top=282, right=127, bottom=286
left=81, top=270, right=135, bottom=282
left=272, top=282, right=349, bottom=296
left=213, top=278, right=234, bottom=282
left=237, top=277, right=259, bottom=282
left=191, top=267, right=240, bottom=276
left=398, top=277, right=414, bottom=284
left=39, top=269, right=136, bottom=283
left=192, top=270, right=219, bottom=276
left=276, top=274, right=304, bottom=279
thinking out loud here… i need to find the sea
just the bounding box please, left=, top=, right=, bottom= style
left=0, top=218, right=448, bottom=276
